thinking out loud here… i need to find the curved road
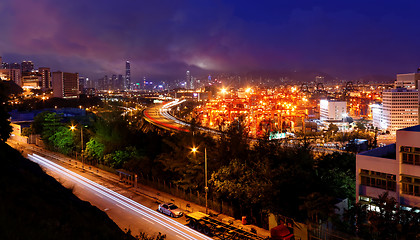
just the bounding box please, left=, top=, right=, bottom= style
left=27, top=153, right=213, bottom=240
left=143, top=101, right=190, bottom=132
left=143, top=100, right=220, bottom=136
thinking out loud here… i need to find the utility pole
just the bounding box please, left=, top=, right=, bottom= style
left=81, top=126, right=84, bottom=169
left=205, top=147, right=208, bottom=214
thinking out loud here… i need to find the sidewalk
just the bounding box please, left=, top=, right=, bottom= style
left=9, top=140, right=271, bottom=239
left=130, top=183, right=271, bottom=238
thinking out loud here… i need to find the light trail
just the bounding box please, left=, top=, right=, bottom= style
left=28, top=154, right=213, bottom=240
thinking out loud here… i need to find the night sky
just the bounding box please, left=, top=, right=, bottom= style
left=1, top=0, right=420, bottom=82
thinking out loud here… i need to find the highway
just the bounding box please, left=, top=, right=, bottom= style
left=143, top=99, right=221, bottom=136
left=143, top=100, right=190, bottom=132
left=27, top=153, right=213, bottom=240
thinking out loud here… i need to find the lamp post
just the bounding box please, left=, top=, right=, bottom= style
left=70, top=125, right=84, bottom=170
left=192, top=147, right=208, bottom=214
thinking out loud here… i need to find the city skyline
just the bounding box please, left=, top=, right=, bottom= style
left=1, top=1, right=420, bottom=82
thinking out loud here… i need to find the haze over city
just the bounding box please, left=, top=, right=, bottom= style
left=1, top=0, right=420, bottom=81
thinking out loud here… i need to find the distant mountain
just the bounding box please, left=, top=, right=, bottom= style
left=355, top=74, right=395, bottom=84
left=243, top=70, right=336, bottom=83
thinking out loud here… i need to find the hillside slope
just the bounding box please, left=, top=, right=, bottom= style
left=0, top=142, right=133, bottom=240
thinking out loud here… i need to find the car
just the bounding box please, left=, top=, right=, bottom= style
left=158, top=203, right=183, bottom=217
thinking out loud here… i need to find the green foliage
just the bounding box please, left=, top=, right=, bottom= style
left=0, top=81, right=12, bottom=142
left=91, top=113, right=130, bottom=154
left=316, top=152, right=356, bottom=201
left=136, top=232, right=166, bottom=240
left=33, top=112, right=63, bottom=144
left=157, top=131, right=215, bottom=191
left=327, top=123, right=339, bottom=133
left=210, top=158, right=271, bottom=207
left=21, top=127, right=34, bottom=137
left=106, top=146, right=137, bottom=169
left=344, top=192, right=420, bottom=239
left=299, top=192, right=338, bottom=223
left=85, top=138, right=105, bottom=162
left=48, top=126, right=76, bottom=155
left=216, top=118, right=250, bottom=167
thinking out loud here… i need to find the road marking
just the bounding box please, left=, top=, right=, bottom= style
left=176, top=235, right=187, bottom=240
left=116, top=204, right=126, bottom=210
left=142, top=218, right=155, bottom=225
left=94, top=193, right=104, bottom=199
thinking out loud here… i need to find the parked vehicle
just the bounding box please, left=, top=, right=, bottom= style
left=158, top=203, right=183, bottom=217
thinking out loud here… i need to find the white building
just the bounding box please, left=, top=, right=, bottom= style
left=356, top=125, right=420, bottom=208
left=381, top=88, right=418, bottom=133
left=320, top=99, right=347, bottom=121
left=370, top=104, right=384, bottom=129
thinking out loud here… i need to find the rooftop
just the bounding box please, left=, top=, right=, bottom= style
left=384, top=88, right=418, bottom=93
left=399, top=125, right=420, bottom=132
left=359, top=143, right=396, bottom=160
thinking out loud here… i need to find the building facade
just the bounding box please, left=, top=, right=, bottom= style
left=52, top=71, right=79, bottom=98
left=0, top=69, right=22, bottom=86
left=319, top=99, right=347, bottom=121
left=125, top=61, right=131, bottom=90
left=395, top=73, right=420, bottom=89
left=38, top=67, right=51, bottom=89
left=21, top=61, right=34, bottom=73
left=381, top=88, right=418, bottom=133
left=356, top=125, right=420, bottom=209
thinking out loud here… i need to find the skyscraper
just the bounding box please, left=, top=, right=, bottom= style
left=186, top=70, right=192, bottom=89
left=125, top=61, right=131, bottom=90
left=21, top=61, right=34, bottom=73
left=111, top=74, right=117, bottom=90
left=381, top=88, right=418, bottom=133
left=38, top=67, right=51, bottom=89
left=117, top=75, right=124, bottom=90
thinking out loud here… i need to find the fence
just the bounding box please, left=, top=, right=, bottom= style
left=137, top=172, right=235, bottom=217
left=308, top=223, right=360, bottom=240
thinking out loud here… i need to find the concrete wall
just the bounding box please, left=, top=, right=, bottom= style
left=396, top=129, right=420, bottom=206
left=356, top=153, right=399, bottom=202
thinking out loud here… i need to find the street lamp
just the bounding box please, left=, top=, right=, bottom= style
left=191, top=147, right=208, bottom=214
left=70, top=124, right=84, bottom=170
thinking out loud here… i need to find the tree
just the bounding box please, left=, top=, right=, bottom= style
left=216, top=118, right=250, bottom=166
left=32, top=112, right=63, bottom=145
left=210, top=158, right=271, bottom=219
left=85, top=138, right=105, bottom=164
left=0, top=81, right=12, bottom=142
left=299, top=192, right=337, bottom=223
left=316, top=152, right=356, bottom=201
left=48, top=126, right=76, bottom=155
left=327, top=123, right=339, bottom=133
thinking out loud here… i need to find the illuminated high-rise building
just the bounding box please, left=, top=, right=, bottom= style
left=381, top=88, right=418, bottom=133
left=111, top=74, right=117, bottom=90
left=21, top=61, right=34, bottom=73
left=125, top=61, right=131, bottom=90
left=52, top=71, right=79, bottom=98
left=0, top=69, right=21, bottom=86
left=186, top=70, right=192, bottom=89
left=117, top=75, right=124, bottom=90
left=395, top=73, right=420, bottom=89
left=38, top=67, right=51, bottom=89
